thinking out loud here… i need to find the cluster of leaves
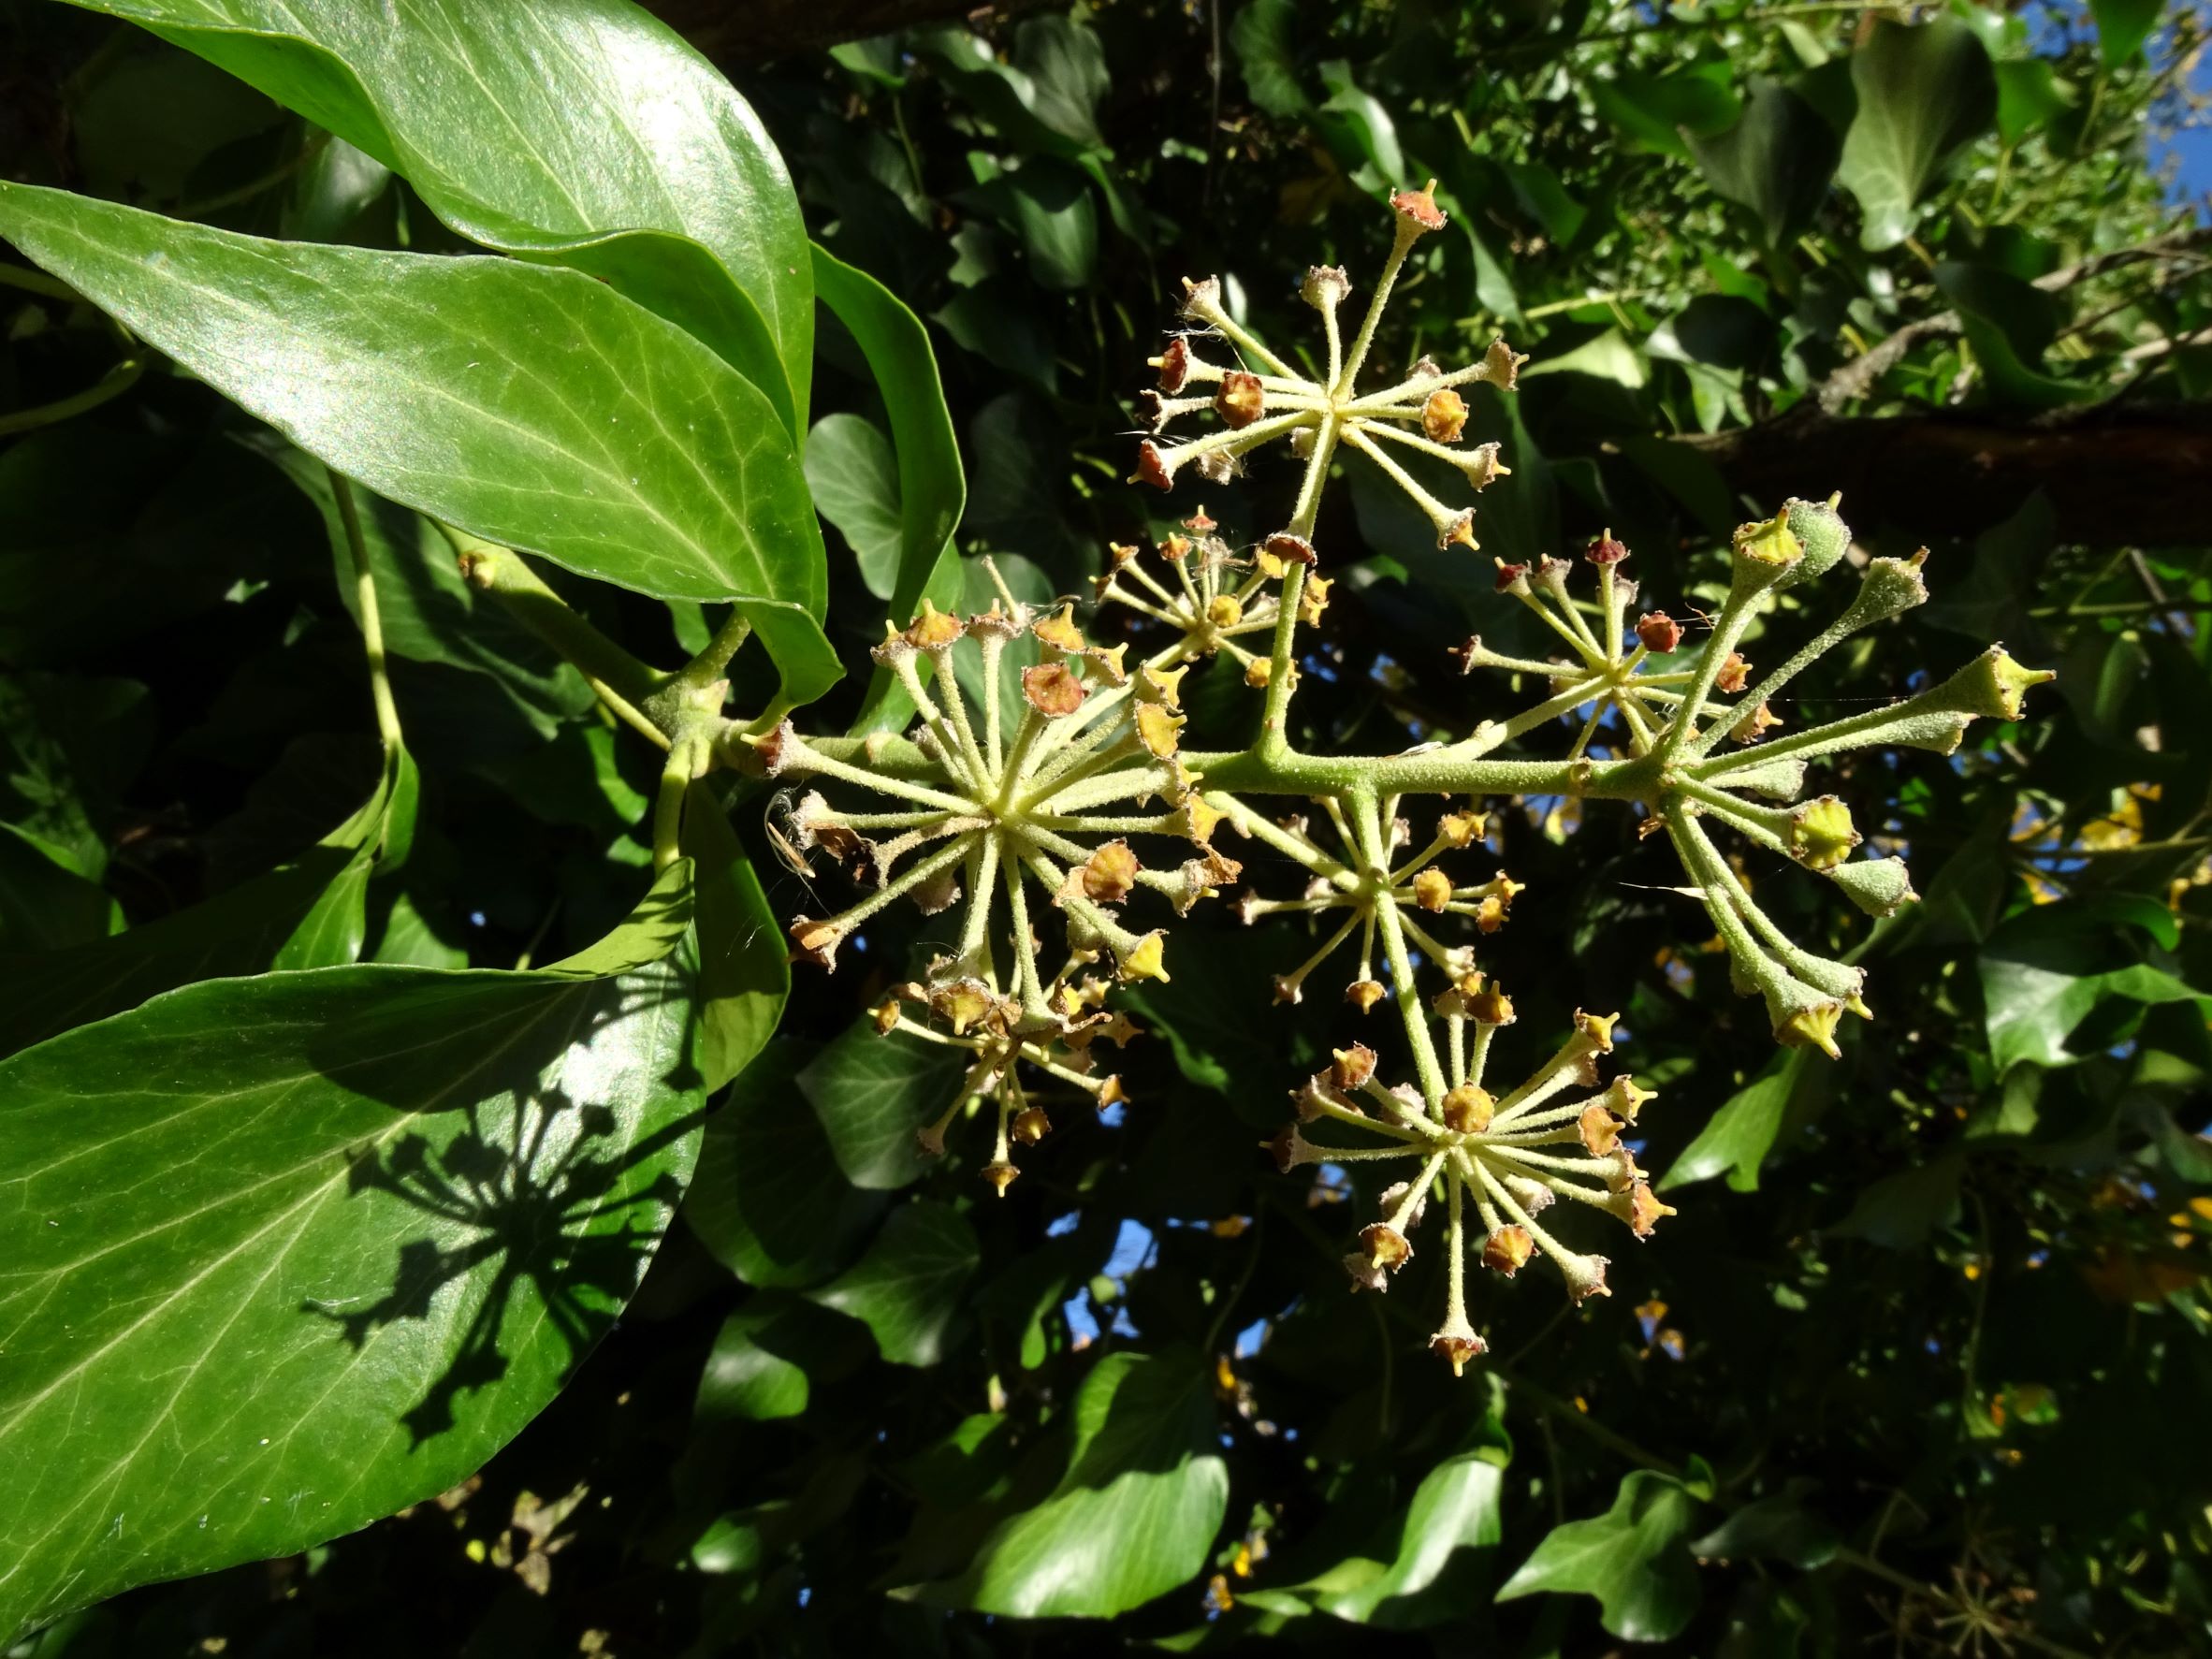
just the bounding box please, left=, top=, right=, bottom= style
left=2, top=0, right=2210, bottom=1656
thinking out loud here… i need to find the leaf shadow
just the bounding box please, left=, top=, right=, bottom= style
left=301, top=970, right=704, bottom=1448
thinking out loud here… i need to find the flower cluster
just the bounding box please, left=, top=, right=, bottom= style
left=1218, top=791, right=1521, bottom=1011
left=751, top=573, right=1240, bottom=1186
left=1270, top=1002, right=1669, bottom=1372
left=1133, top=182, right=1523, bottom=555
left=1453, top=505, right=2054, bottom=1055
left=748, top=179, right=2058, bottom=1374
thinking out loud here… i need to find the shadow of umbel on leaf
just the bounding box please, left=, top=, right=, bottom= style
left=313, top=1083, right=705, bottom=1445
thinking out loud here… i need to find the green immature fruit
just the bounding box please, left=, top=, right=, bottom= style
left=1776, top=495, right=1854, bottom=589
left=1825, top=856, right=1918, bottom=918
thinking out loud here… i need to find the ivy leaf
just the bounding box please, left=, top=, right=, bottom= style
left=0, top=184, right=836, bottom=706
left=805, top=412, right=905, bottom=601
left=0, top=743, right=415, bottom=1060
left=1980, top=904, right=2207, bottom=1073
left=1308, top=1450, right=1506, bottom=1626
left=938, top=1349, right=1229, bottom=1618
left=808, top=1199, right=980, bottom=1366
left=2089, top=0, right=2162, bottom=65
left=0, top=862, right=704, bottom=1643
left=801, top=1020, right=968, bottom=1191
left=1496, top=1471, right=1703, bottom=1642
left=686, top=1041, right=889, bottom=1289
left=0, top=822, right=121, bottom=953
left=1230, top=0, right=1312, bottom=120
left=65, top=0, right=813, bottom=435
left=677, top=780, right=788, bottom=1093
left=1686, top=79, right=1841, bottom=245
left=1690, top=1482, right=1840, bottom=1570
left=1662, top=1048, right=1817, bottom=1193
left=1589, top=65, right=1741, bottom=160
left=1837, top=19, right=1997, bottom=250
left=697, top=1301, right=813, bottom=1423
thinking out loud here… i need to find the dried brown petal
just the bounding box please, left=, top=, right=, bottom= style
left=1215, top=371, right=1265, bottom=429
left=1022, top=662, right=1087, bottom=717
left=1422, top=387, right=1467, bottom=444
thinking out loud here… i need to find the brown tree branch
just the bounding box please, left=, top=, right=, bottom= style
left=1675, top=401, right=2212, bottom=549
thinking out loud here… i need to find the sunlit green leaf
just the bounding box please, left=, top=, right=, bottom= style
left=0, top=183, right=837, bottom=702
left=939, top=1349, right=1229, bottom=1618
left=808, top=1199, right=980, bottom=1367
left=1837, top=19, right=1997, bottom=250
left=66, top=0, right=813, bottom=433
left=0, top=862, right=703, bottom=1642
left=1496, top=1471, right=1702, bottom=1642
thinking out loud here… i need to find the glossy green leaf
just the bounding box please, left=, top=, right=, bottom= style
left=697, top=1302, right=812, bottom=1423
left=916, top=16, right=1111, bottom=158
left=941, top=1350, right=1229, bottom=1618
left=806, top=413, right=904, bottom=600
left=1993, top=59, right=2075, bottom=144
left=1686, top=79, right=1841, bottom=244
left=2089, top=0, right=2161, bottom=65
left=809, top=1199, right=980, bottom=1367
left=1496, top=1471, right=1702, bottom=1642
left=1935, top=261, right=2091, bottom=409
left=1828, top=1153, right=1963, bottom=1246
left=1662, top=1049, right=1815, bottom=1192
left=0, top=744, right=415, bottom=1060
left=0, top=822, right=121, bottom=953
left=1001, top=159, right=1099, bottom=292
left=0, top=862, right=704, bottom=1642
left=678, top=780, right=788, bottom=1093
left=810, top=242, right=966, bottom=626
left=1837, top=19, right=1997, bottom=250
left=1981, top=909, right=2207, bottom=1073
left=1589, top=65, right=1742, bottom=160
left=66, top=0, right=812, bottom=433
left=686, top=1041, right=888, bottom=1289
left=1690, top=1482, right=1840, bottom=1570
left=801, top=1021, right=968, bottom=1191
left=0, top=184, right=837, bottom=704
left=1310, top=1451, right=1505, bottom=1626
left=1230, top=0, right=1312, bottom=119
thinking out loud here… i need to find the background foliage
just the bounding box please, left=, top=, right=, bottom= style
left=4, top=0, right=2211, bottom=1652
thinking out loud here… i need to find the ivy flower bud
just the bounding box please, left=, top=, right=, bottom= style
left=1943, top=646, right=2058, bottom=720
left=1081, top=840, right=1141, bottom=903
left=1156, top=335, right=1192, bottom=393
left=982, top=1159, right=1021, bottom=1196
left=1300, top=264, right=1350, bottom=310
left=1131, top=439, right=1175, bottom=491
left=1442, top=1084, right=1494, bottom=1134
left=1346, top=979, right=1388, bottom=1012
left=1784, top=796, right=1861, bottom=871
left=1215, top=371, right=1266, bottom=429
left=1468, top=987, right=1515, bottom=1026
left=1429, top=1317, right=1486, bottom=1376
left=1390, top=178, right=1448, bottom=234
left=1483, top=1225, right=1535, bottom=1276
left=1502, top=1174, right=1554, bottom=1215
left=1825, top=856, right=1918, bottom=918
left=1494, top=561, right=1530, bottom=595
left=1422, top=387, right=1468, bottom=443
left=1579, top=1103, right=1623, bottom=1157
left=1022, top=662, right=1087, bottom=717
left=786, top=914, right=846, bottom=970
left=1262, top=531, right=1317, bottom=567
left=1776, top=493, right=1852, bottom=589
left=1012, top=1106, right=1053, bottom=1146
left=1412, top=867, right=1453, bottom=911
left=1332, top=1043, right=1378, bottom=1091
left=1731, top=510, right=1804, bottom=570
left=1636, top=612, right=1683, bottom=654
left=1714, top=651, right=1751, bottom=694
left=1585, top=531, right=1630, bottom=565
left=1360, top=1223, right=1413, bottom=1273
